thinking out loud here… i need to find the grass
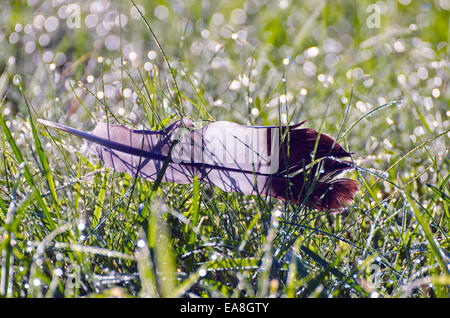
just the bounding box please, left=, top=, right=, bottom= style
left=0, top=0, right=449, bottom=298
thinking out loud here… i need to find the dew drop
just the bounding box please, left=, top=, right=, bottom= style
left=279, top=0, right=289, bottom=9
left=128, top=51, right=138, bottom=61
left=8, top=56, right=16, bottom=66
left=144, top=62, right=153, bottom=72
left=13, top=74, right=21, bottom=86
left=54, top=268, right=63, bottom=277
left=96, top=91, right=104, bottom=99
left=273, top=209, right=282, bottom=218
left=147, top=50, right=157, bottom=60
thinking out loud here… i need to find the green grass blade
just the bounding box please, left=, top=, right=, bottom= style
left=426, top=182, right=450, bottom=204
left=0, top=104, right=55, bottom=231
left=188, top=175, right=200, bottom=245
left=338, top=100, right=403, bottom=143
left=19, top=84, right=61, bottom=219
left=148, top=199, right=177, bottom=297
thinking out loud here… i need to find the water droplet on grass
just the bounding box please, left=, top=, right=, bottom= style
left=77, top=222, right=86, bottom=231
left=54, top=268, right=63, bottom=276
left=432, top=88, right=440, bottom=98
left=251, top=108, right=259, bottom=116
left=137, top=239, right=146, bottom=248
left=273, top=209, right=282, bottom=218
left=370, top=291, right=379, bottom=298
left=147, top=50, right=157, bottom=60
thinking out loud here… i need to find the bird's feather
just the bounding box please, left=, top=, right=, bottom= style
left=38, top=118, right=358, bottom=210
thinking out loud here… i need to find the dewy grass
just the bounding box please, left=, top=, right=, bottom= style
left=0, top=0, right=449, bottom=298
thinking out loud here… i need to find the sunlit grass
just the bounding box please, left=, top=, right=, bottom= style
left=0, top=0, right=448, bottom=298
